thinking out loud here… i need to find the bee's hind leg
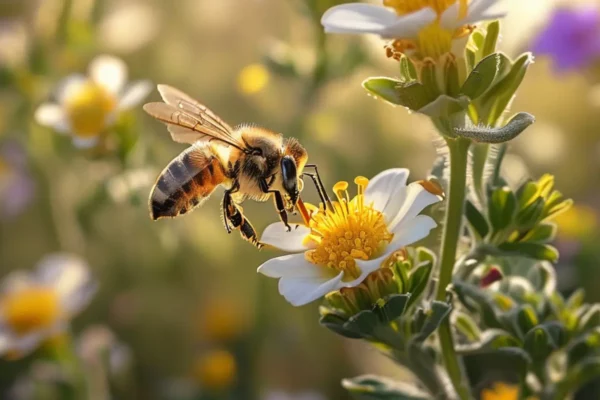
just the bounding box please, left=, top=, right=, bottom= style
left=224, top=200, right=262, bottom=249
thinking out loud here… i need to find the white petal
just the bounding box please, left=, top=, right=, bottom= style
left=35, top=253, right=97, bottom=315
left=321, top=4, right=399, bottom=35
left=387, top=182, right=440, bottom=232
left=118, top=80, right=152, bottom=109
left=352, top=215, right=437, bottom=281
left=72, top=136, right=100, bottom=149
left=364, top=168, right=410, bottom=214
left=390, top=214, right=438, bottom=247
left=278, top=271, right=344, bottom=306
left=257, top=253, right=324, bottom=279
left=260, top=223, right=313, bottom=252
left=381, top=7, right=438, bottom=38
left=55, top=74, right=87, bottom=104
left=0, top=270, right=33, bottom=295
left=2, top=323, right=67, bottom=357
left=441, top=0, right=506, bottom=29
left=89, top=55, right=128, bottom=95
left=34, top=103, right=70, bottom=133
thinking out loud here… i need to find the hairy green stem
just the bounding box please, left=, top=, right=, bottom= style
left=436, top=137, right=471, bottom=400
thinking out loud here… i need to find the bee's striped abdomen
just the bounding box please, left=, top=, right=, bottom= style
left=150, top=145, right=226, bottom=220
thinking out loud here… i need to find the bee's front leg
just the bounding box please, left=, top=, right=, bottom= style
left=260, top=178, right=291, bottom=232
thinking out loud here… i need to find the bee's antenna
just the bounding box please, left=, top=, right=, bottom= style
left=303, top=164, right=333, bottom=211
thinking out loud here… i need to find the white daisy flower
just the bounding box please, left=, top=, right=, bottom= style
left=321, top=0, right=507, bottom=59
left=0, top=254, right=97, bottom=358
left=34, top=55, right=152, bottom=149
left=257, top=169, right=441, bottom=306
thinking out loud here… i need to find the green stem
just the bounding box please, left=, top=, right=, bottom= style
left=435, top=137, right=471, bottom=400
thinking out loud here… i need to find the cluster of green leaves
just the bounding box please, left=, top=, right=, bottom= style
left=453, top=259, right=600, bottom=398
left=362, top=22, right=534, bottom=145
left=320, top=248, right=457, bottom=398
left=465, top=174, right=572, bottom=264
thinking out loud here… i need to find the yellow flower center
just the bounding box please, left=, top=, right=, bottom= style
left=305, top=177, right=394, bottom=280
left=383, top=0, right=471, bottom=60
left=193, top=350, right=237, bottom=391
left=481, top=383, right=520, bottom=400
left=64, top=81, right=117, bottom=138
left=1, top=287, right=61, bottom=336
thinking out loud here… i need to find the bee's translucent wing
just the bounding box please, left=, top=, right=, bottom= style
left=144, top=85, right=245, bottom=150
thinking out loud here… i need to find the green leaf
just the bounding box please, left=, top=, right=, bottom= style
left=454, top=112, right=535, bottom=144
left=515, top=197, right=545, bottom=230
left=498, top=242, right=559, bottom=263
left=461, top=53, right=501, bottom=100
left=489, top=186, right=517, bottom=232
left=466, top=200, right=490, bottom=240
left=342, top=375, right=430, bottom=400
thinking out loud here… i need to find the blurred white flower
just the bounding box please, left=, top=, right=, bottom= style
left=0, top=254, right=97, bottom=358
left=321, top=0, right=506, bottom=59
left=34, top=55, right=152, bottom=148
left=0, top=141, right=35, bottom=219
left=98, top=3, right=160, bottom=53
left=258, top=169, right=441, bottom=306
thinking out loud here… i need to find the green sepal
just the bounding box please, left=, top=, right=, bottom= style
left=551, top=357, right=600, bottom=399
left=460, top=53, right=502, bottom=100
left=482, top=21, right=500, bottom=57
left=465, top=200, right=490, bottom=240
left=406, top=263, right=433, bottom=309
left=455, top=311, right=482, bottom=341
left=413, top=301, right=452, bottom=342
left=567, top=329, right=600, bottom=367
left=523, top=322, right=566, bottom=361
left=399, top=56, right=418, bottom=82
left=420, top=61, right=441, bottom=99
left=497, top=242, right=559, bottom=263
left=319, top=312, right=364, bottom=339
left=520, top=222, right=557, bottom=243
left=463, top=348, right=531, bottom=390
left=444, top=56, right=461, bottom=97
left=488, top=186, right=517, bottom=232
left=477, top=52, right=534, bottom=125
left=453, top=282, right=504, bottom=329
left=515, top=197, right=545, bottom=230
left=417, top=95, right=469, bottom=118
left=376, top=294, right=411, bottom=324
left=342, top=375, right=430, bottom=400
left=362, top=78, right=435, bottom=110
left=578, top=305, right=600, bottom=332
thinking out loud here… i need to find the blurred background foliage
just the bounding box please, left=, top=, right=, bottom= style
left=1, top=0, right=600, bottom=399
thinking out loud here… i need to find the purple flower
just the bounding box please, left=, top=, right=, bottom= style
left=532, top=6, right=600, bottom=72
left=0, top=141, right=35, bottom=219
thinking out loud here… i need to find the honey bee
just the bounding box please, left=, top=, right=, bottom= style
left=143, top=85, right=326, bottom=247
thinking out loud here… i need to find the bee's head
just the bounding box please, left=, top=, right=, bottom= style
left=280, top=155, right=299, bottom=205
